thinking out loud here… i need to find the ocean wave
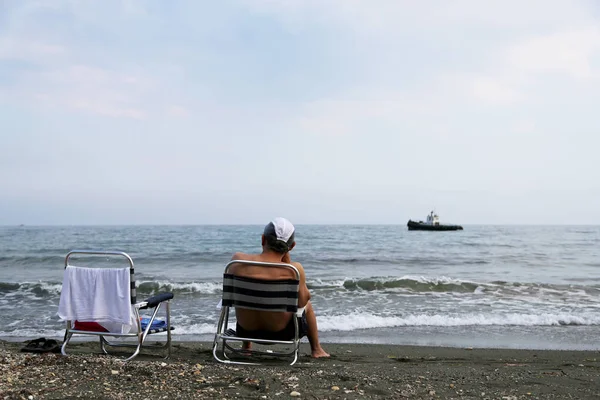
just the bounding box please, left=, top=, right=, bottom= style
left=317, top=312, right=600, bottom=331
left=0, top=281, right=62, bottom=296
left=340, top=276, right=480, bottom=293
left=2, top=276, right=599, bottom=299
left=309, top=276, right=600, bottom=298
left=0, top=328, right=65, bottom=338
left=310, top=256, right=490, bottom=266
left=137, top=312, right=600, bottom=336
left=137, top=281, right=222, bottom=295
left=0, top=280, right=223, bottom=297
left=166, top=322, right=220, bottom=335
left=0, top=255, right=64, bottom=265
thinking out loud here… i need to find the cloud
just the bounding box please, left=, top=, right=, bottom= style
left=506, top=28, right=600, bottom=80
left=3, top=63, right=154, bottom=119
left=512, top=119, right=536, bottom=134
left=0, top=37, right=66, bottom=61
left=0, top=2, right=190, bottom=119
left=1, top=0, right=600, bottom=224
left=470, top=77, right=524, bottom=105
left=166, top=105, right=190, bottom=118
left=439, top=27, right=600, bottom=107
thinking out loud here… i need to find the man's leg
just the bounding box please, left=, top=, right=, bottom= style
left=303, top=301, right=329, bottom=358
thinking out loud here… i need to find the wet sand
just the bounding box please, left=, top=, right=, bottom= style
left=1, top=340, right=599, bottom=399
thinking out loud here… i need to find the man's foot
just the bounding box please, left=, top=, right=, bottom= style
left=237, top=341, right=253, bottom=355
left=311, top=347, right=330, bottom=358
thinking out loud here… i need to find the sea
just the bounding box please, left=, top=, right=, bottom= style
left=1, top=225, right=599, bottom=350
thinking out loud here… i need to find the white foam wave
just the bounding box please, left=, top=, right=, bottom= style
left=172, top=322, right=235, bottom=335
left=0, top=328, right=65, bottom=338
left=36, top=283, right=62, bottom=294
left=473, top=286, right=486, bottom=295
left=138, top=281, right=221, bottom=294
left=309, top=278, right=346, bottom=288
left=5, top=282, right=63, bottom=294
left=398, top=275, right=477, bottom=285
left=309, top=275, right=483, bottom=291
left=317, top=312, right=600, bottom=331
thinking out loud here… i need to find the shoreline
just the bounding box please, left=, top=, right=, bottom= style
left=1, top=340, right=599, bottom=399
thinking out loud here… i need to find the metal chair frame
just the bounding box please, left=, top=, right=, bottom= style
left=212, top=260, right=303, bottom=365
left=60, top=250, right=173, bottom=362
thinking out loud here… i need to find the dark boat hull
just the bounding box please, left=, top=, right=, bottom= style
left=407, top=220, right=463, bottom=231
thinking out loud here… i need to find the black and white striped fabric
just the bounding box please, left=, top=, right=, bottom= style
left=147, top=326, right=174, bottom=335
left=222, top=274, right=299, bottom=312
left=129, top=267, right=136, bottom=304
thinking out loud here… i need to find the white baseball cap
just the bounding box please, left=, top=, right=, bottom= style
left=264, top=217, right=296, bottom=246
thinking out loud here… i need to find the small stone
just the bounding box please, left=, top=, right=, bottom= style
left=290, top=391, right=301, bottom=397
left=160, top=362, right=167, bottom=367
left=449, top=383, right=455, bottom=388
left=331, top=386, right=340, bottom=391
left=28, top=396, right=34, bottom=400
left=111, top=370, right=119, bottom=375
left=195, top=363, right=203, bottom=370
left=429, top=390, right=436, bottom=395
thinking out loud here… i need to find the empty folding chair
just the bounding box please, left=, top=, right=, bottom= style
left=213, top=260, right=302, bottom=365
left=58, top=250, right=174, bottom=361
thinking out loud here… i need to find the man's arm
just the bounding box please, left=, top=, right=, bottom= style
left=293, top=262, right=311, bottom=308
left=282, top=252, right=310, bottom=307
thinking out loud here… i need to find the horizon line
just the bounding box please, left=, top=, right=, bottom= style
left=2, top=223, right=600, bottom=227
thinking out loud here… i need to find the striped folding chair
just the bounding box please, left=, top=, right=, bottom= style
left=58, top=250, right=174, bottom=361
left=212, top=260, right=303, bottom=365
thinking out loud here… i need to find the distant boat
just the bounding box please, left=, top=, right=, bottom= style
left=407, top=211, right=463, bottom=231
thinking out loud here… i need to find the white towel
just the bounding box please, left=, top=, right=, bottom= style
left=57, top=266, right=134, bottom=334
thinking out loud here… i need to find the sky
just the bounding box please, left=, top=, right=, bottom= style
left=1, top=0, right=599, bottom=225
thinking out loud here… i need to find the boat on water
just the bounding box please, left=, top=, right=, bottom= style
left=407, top=211, right=463, bottom=231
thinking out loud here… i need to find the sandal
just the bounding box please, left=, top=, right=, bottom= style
left=21, top=337, right=61, bottom=353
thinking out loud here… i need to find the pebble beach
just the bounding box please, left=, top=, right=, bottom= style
left=1, top=340, right=599, bottom=399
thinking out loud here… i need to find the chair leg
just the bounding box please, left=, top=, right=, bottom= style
left=100, top=336, right=109, bottom=355
left=123, top=336, right=143, bottom=362
left=165, top=301, right=172, bottom=359
left=291, top=345, right=299, bottom=366
left=61, top=331, right=73, bottom=356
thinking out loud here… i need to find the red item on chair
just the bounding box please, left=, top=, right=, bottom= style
left=73, top=321, right=109, bottom=332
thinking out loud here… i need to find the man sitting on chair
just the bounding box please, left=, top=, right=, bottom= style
left=229, top=217, right=330, bottom=358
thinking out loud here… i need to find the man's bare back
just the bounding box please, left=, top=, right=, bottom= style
left=229, top=252, right=307, bottom=332
left=229, top=218, right=329, bottom=358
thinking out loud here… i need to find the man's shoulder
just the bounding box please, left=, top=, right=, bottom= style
left=290, top=261, right=305, bottom=273
left=231, top=252, right=257, bottom=261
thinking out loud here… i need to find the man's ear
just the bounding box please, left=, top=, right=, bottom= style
left=288, top=242, right=296, bottom=251
left=261, top=235, right=266, bottom=246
